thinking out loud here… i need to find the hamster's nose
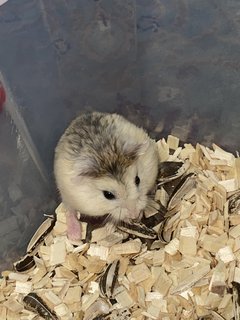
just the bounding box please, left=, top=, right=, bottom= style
left=125, top=199, right=135, bottom=211
left=129, top=210, right=141, bottom=220
left=124, top=200, right=140, bottom=220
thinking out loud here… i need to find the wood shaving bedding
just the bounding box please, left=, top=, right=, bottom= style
left=1, top=136, right=240, bottom=320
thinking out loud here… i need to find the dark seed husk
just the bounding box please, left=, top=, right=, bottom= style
left=158, top=161, right=189, bottom=186
left=161, top=176, right=183, bottom=197
left=228, top=191, right=240, bottom=214
left=109, top=260, right=120, bottom=297
left=23, top=292, right=58, bottom=320
left=157, top=218, right=173, bottom=244
left=167, top=173, right=196, bottom=211
left=209, top=311, right=226, bottom=320
left=141, top=208, right=166, bottom=229
left=158, top=161, right=183, bottom=178
left=99, top=266, right=110, bottom=297
left=233, top=281, right=240, bottom=306
left=14, top=254, right=35, bottom=272
left=99, top=260, right=120, bottom=298
left=105, top=308, right=131, bottom=320
left=27, top=217, right=56, bottom=254
left=117, top=222, right=157, bottom=239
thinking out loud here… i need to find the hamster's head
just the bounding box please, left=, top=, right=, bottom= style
left=54, top=139, right=158, bottom=223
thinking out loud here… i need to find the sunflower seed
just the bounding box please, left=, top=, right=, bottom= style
left=158, top=161, right=189, bottom=186
left=157, top=217, right=173, bottom=244
left=27, top=217, right=56, bottom=253
left=14, top=254, right=35, bottom=272
left=99, top=260, right=120, bottom=298
left=23, top=292, right=58, bottom=320
left=167, top=173, right=196, bottom=211
left=117, top=222, right=157, bottom=239
left=228, top=190, right=240, bottom=214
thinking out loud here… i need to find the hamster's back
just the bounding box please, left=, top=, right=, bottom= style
left=54, top=112, right=152, bottom=178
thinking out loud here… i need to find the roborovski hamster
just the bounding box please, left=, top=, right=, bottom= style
left=54, top=112, right=158, bottom=240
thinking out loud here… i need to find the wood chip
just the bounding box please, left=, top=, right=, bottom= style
left=87, top=244, right=109, bottom=261
left=2, top=138, right=240, bottom=319
left=179, top=226, right=198, bottom=256
left=164, top=238, right=179, bottom=255
left=128, top=263, right=151, bottom=284
left=216, top=246, right=235, bottom=264
left=115, top=289, right=134, bottom=308
left=50, top=238, right=66, bottom=266
left=167, top=135, right=179, bottom=150
left=110, top=239, right=142, bottom=255
left=3, top=298, right=24, bottom=312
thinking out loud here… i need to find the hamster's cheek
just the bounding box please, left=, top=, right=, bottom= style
left=71, top=184, right=117, bottom=216
left=137, top=146, right=158, bottom=189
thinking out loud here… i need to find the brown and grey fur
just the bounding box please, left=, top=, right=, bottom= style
left=54, top=112, right=158, bottom=239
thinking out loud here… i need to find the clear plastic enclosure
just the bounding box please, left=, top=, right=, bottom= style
left=0, top=0, right=240, bottom=270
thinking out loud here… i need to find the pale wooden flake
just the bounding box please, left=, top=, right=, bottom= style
left=98, top=232, right=124, bottom=247
left=81, top=291, right=99, bottom=312
left=53, top=221, right=67, bottom=235
left=229, top=224, right=240, bottom=239
left=128, top=263, right=151, bottom=284
left=170, top=264, right=210, bottom=295
left=179, top=226, right=198, bottom=256
left=8, top=272, right=29, bottom=282
left=3, top=298, right=23, bottom=312
left=153, top=268, right=172, bottom=297
left=234, top=267, right=240, bottom=283
left=153, top=249, right=165, bottom=266
left=145, top=292, right=162, bottom=301
left=209, top=261, right=226, bottom=295
left=199, top=233, right=228, bottom=254
left=234, top=157, right=240, bottom=188
left=87, top=244, right=109, bottom=261
left=212, top=144, right=235, bottom=166
left=168, top=147, right=182, bottom=161
left=44, top=290, right=62, bottom=306
left=164, top=238, right=179, bottom=256
left=218, top=178, right=238, bottom=193
left=110, top=239, right=142, bottom=255
left=157, top=138, right=169, bottom=162
left=167, top=135, right=179, bottom=150
left=50, top=238, right=66, bottom=266
left=91, top=225, right=115, bottom=242
left=63, top=286, right=82, bottom=304
left=14, top=281, right=32, bottom=294
left=115, top=289, right=134, bottom=308
left=216, top=246, right=235, bottom=263
left=54, top=303, right=71, bottom=318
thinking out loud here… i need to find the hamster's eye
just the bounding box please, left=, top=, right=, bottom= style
left=135, top=175, right=140, bottom=186
left=103, top=190, right=116, bottom=200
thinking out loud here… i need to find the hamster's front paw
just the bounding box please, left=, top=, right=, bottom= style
left=66, top=210, right=82, bottom=241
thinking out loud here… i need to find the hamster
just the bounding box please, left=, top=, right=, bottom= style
left=54, top=112, right=159, bottom=240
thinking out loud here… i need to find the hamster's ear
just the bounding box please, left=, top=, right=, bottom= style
left=123, top=140, right=150, bottom=158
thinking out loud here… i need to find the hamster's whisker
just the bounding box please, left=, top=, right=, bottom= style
left=146, top=194, right=157, bottom=199
left=117, top=207, right=123, bottom=226
left=105, top=221, right=116, bottom=234
left=100, top=213, right=111, bottom=227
